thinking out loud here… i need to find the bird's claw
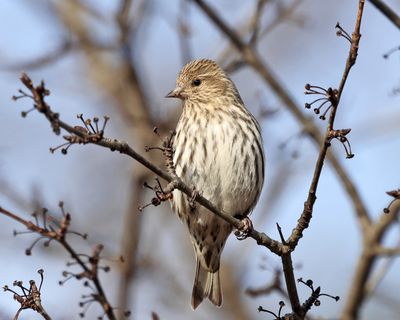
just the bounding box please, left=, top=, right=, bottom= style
left=234, top=217, right=253, bottom=240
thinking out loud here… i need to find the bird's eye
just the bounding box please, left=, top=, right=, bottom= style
left=192, top=79, right=201, bottom=86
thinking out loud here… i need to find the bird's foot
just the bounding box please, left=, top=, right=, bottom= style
left=235, top=217, right=253, bottom=240
left=234, top=217, right=253, bottom=240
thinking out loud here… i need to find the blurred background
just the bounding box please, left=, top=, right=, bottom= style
left=0, top=0, right=399, bottom=319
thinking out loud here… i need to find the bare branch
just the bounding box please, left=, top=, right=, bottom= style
left=1, top=41, right=73, bottom=71
left=289, top=0, right=366, bottom=247
left=249, top=0, right=268, bottom=46
left=3, top=269, right=51, bottom=320
left=372, top=246, right=400, bottom=256
left=14, top=73, right=282, bottom=255
left=341, top=201, right=400, bottom=319
left=178, top=0, right=193, bottom=64
left=0, top=204, right=118, bottom=320
left=368, top=0, right=400, bottom=29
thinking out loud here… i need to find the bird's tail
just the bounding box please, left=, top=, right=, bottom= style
left=191, top=259, right=222, bottom=309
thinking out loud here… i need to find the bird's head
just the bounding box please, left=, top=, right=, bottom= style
left=166, top=59, right=238, bottom=104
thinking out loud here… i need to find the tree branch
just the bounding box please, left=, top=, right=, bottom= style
left=0, top=205, right=117, bottom=320
left=368, top=0, right=400, bottom=29
left=14, top=73, right=283, bottom=256
left=341, top=202, right=400, bottom=320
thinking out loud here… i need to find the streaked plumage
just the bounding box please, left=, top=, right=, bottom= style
left=167, top=59, right=265, bottom=309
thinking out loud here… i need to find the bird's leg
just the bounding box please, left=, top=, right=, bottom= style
left=234, top=217, right=253, bottom=240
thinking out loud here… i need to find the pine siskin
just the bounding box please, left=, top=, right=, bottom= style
left=167, top=59, right=265, bottom=309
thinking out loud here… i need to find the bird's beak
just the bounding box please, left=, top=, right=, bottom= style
left=166, top=87, right=183, bottom=99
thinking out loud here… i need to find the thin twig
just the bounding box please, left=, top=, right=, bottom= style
left=281, top=254, right=301, bottom=316
left=116, top=0, right=133, bottom=45
left=368, top=0, right=400, bottom=29
left=178, top=0, right=192, bottom=64
left=259, top=0, right=305, bottom=38
left=249, top=0, right=267, bottom=46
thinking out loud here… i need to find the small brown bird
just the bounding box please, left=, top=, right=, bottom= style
left=167, top=59, right=264, bottom=309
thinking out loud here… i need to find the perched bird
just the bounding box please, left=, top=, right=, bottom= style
left=167, top=59, right=264, bottom=309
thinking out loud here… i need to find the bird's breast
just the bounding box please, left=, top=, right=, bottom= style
left=173, top=109, right=263, bottom=215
